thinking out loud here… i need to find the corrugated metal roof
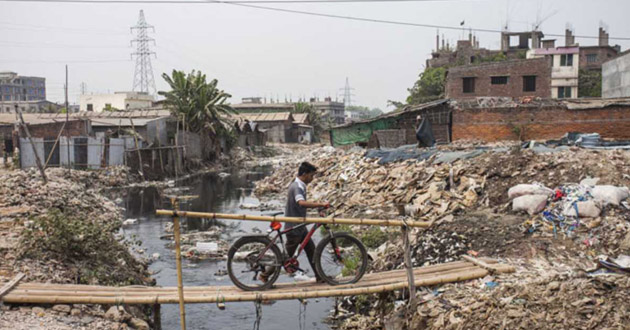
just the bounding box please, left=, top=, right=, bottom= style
left=292, top=113, right=309, bottom=124
left=0, top=113, right=84, bottom=126
left=36, top=109, right=171, bottom=119
left=331, top=99, right=447, bottom=129
left=237, top=112, right=293, bottom=122
left=91, top=117, right=164, bottom=127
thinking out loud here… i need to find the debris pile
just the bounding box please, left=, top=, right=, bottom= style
left=0, top=168, right=149, bottom=285
left=404, top=273, right=630, bottom=330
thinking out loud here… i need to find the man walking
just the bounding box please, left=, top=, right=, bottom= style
left=284, top=162, right=329, bottom=281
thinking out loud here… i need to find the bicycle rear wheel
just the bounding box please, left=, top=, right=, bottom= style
left=314, top=232, right=368, bottom=285
left=227, top=236, right=282, bottom=291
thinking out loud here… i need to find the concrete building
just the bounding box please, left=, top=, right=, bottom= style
left=527, top=46, right=580, bottom=98
left=0, top=100, right=62, bottom=113
left=578, top=28, right=622, bottom=71
left=231, top=98, right=295, bottom=113
left=310, top=98, right=345, bottom=126
left=445, top=58, right=551, bottom=99
left=602, top=51, right=630, bottom=98
left=79, top=92, right=154, bottom=112
left=0, top=71, right=46, bottom=102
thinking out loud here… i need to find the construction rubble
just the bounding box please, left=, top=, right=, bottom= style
left=255, top=143, right=630, bottom=329
left=0, top=167, right=152, bottom=330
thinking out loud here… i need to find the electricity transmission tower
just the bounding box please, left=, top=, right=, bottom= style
left=131, top=10, right=156, bottom=95
left=339, top=77, right=355, bottom=107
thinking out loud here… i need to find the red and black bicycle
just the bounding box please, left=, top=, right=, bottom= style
left=226, top=211, right=368, bottom=291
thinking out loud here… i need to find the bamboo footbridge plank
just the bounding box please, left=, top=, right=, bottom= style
left=0, top=258, right=514, bottom=305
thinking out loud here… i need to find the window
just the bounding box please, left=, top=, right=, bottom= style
left=523, top=76, right=537, bottom=92
left=491, top=76, right=509, bottom=85
left=463, top=77, right=476, bottom=93
left=558, top=86, right=572, bottom=99
left=87, top=103, right=93, bottom=111
left=586, top=54, right=598, bottom=63
left=560, top=54, right=574, bottom=67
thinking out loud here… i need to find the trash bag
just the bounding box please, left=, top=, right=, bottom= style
left=415, top=118, right=435, bottom=148
left=512, top=195, right=548, bottom=215
left=507, top=184, right=553, bottom=200
left=591, top=185, right=630, bottom=206
left=563, top=200, right=602, bottom=218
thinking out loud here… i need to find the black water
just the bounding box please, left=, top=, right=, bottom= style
left=121, top=168, right=333, bottom=330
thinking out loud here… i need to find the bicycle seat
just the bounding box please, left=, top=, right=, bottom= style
left=264, top=211, right=283, bottom=217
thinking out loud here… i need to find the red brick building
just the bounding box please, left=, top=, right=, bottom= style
left=445, top=58, right=551, bottom=99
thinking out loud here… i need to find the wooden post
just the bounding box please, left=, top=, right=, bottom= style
left=129, top=118, right=145, bottom=180
left=401, top=224, right=416, bottom=308
left=16, top=105, right=47, bottom=183
left=153, top=304, right=162, bottom=330
left=171, top=197, right=186, bottom=330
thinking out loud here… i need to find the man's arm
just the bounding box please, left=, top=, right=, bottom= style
left=297, top=200, right=329, bottom=209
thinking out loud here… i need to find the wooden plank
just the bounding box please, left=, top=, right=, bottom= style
left=0, top=273, right=25, bottom=300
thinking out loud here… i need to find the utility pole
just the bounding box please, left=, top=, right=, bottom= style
left=131, top=10, right=157, bottom=96
left=65, top=65, right=71, bottom=172
left=80, top=82, right=87, bottom=95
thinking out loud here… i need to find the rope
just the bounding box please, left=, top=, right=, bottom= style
left=253, top=294, right=263, bottom=330
left=298, top=299, right=307, bottom=330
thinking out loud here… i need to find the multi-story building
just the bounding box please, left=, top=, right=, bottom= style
left=527, top=46, right=580, bottom=99
left=445, top=58, right=552, bottom=99
left=79, top=91, right=154, bottom=112
left=0, top=71, right=46, bottom=102
left=310, top=97, right=345, bottom=126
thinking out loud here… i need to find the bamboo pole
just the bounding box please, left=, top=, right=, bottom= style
left=8, top=266, right=485, bottom=298
left=401, top=224, right=416, bottom=308
left=155, top=210, right=432, bottom=228
left=0, top=273, right=24, bottom=299
left=16, top=105, right=47, bottom=183
left=171, top=198, right=186, bottom=330
left=2, top=268, right=491, bottom=305
left=44, top=121, right=66, bottom=167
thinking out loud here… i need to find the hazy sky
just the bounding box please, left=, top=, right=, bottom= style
left=2, top=0, right=629, bottom=110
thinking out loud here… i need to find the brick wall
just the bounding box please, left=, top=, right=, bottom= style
left=446, top=58, right=551, bottom=99
left=580, top=46, right=619, bottom=71
left=20, top=120, right=89, bottom=139
left=453, top=105, right=630, bottom=141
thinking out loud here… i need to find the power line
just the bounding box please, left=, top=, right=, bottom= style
left=1, top=0, right=629, bottom=41
left=0, top=40, right=130, bottom=49
left=0, top=59, right=131, bottom=63
left=0, top=0, right=473, bottom=3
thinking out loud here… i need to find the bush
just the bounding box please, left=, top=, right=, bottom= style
left=20, top=209, right=147, bottom=285
left=360, top=227, right=390, bottom=249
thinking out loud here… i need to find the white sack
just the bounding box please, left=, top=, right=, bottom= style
left=508, top=184, right=553, bottom=200
left=512, top=195, right=548, bottom=215
left=591, top=185, right=630, bottom=206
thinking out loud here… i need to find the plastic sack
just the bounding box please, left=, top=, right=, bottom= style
left=512, top=195, right=548, bottom=215
left=591, top=185, right=630, bottom=206
left=563, top=200, right=601, bottom=218
left=508, top=184, right=553, bottom=200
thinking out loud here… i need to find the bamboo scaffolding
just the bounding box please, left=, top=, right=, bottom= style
left=155, top=210, right=432, bottom=228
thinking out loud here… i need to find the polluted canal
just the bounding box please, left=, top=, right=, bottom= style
left=121, top=167, right=334, bottom=330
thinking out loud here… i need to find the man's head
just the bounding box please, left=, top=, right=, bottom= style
left=297, top=162, right=318, bottom=184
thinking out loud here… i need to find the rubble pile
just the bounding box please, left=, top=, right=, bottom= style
left=256, top=146, right=630, bottom=221
left=0, top=168, right=122, bottom=224
left=404, top=273, right=630, bottom=330
left=0, top=168, right=149, bottom=285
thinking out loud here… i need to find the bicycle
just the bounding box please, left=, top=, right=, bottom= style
left=226, top=210, right=369, bottom=291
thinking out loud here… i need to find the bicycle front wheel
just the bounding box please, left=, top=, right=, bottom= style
left=227, top=236, right=282, bottom=291
left=314, top=232, right=368, bottom=285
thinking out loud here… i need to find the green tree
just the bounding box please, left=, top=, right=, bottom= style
left=406, top=66, right=447, bottom=105
left=159, top=70, right=235, bottom=136
left=346, top=105, right=383, bottom=119
left=579, top=69, right=602, bottom=97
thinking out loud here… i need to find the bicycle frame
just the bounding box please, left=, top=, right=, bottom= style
left=253, top=222, right=339, bottom=271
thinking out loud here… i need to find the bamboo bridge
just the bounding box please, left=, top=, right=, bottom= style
left=0, top=258, right=513, bottom=305
left=0, top=208, right=516, bottom=330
